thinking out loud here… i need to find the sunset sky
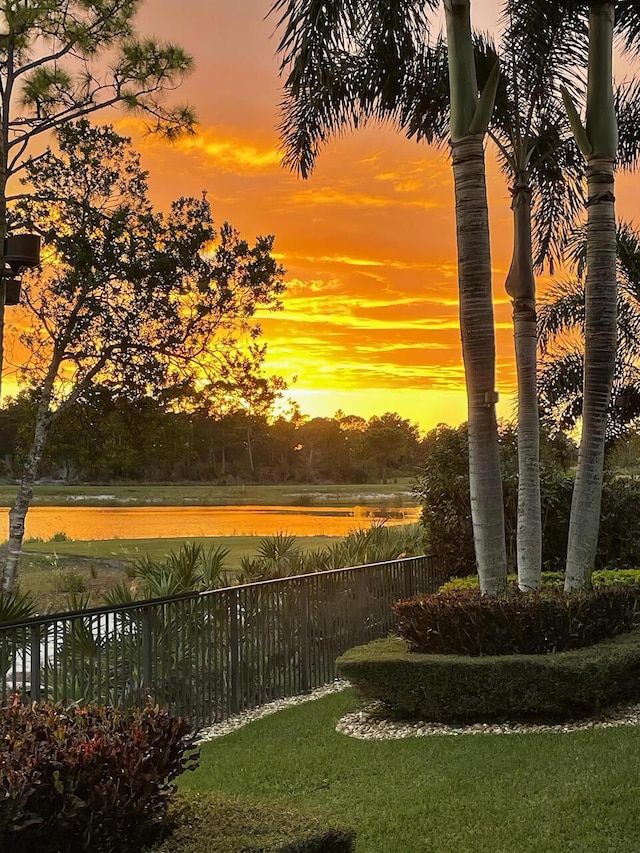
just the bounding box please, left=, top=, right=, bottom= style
left=14, top=0, right=640, bottom=432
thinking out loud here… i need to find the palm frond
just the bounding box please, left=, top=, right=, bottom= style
left=527, top=116, right=585, bottom=271
left=617, top=221, right=640, bottom=321
left=613, top=1, right=640, bottom=58
left=501, top=0, right=588, bottom=104
left=616, top=79, right=640, bottom=170
left=537, top=276, right=585, bottom=351
left=277, top=33, right=448, bottom=176
left=538, top=342, right=584, bottom=432
left=271, top=0, right=436, bottom=88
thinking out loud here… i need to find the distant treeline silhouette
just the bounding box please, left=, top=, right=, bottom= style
left=0, top=386, right=426, bottom=484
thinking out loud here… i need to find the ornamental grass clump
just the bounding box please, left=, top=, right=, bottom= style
left=392, top=583, right=640, bottom=656
left=0, top=700, right=199, bottom=853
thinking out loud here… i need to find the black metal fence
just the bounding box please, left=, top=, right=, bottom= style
left=0, top=554, right=444, bottom=729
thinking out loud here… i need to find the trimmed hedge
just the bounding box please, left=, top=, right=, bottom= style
left=392, top=584, right=640, bottom=656
left=336, top=631, right=640, bottom=722
left=151, top=793, right=356, bottom=853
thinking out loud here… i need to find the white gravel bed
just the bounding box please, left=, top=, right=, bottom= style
left=335, top=701, right=640, bottom=739
left=195, top=682, right=640, bottom=743
left=197, top=680, right=350, bottom=742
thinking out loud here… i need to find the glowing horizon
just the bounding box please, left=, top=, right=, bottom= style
left=4, top=0, right=639, bottom=434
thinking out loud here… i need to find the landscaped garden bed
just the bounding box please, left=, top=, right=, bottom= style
left=336, top=630, right=640, bottom=722
left=337, top=582, right=640, bottom=722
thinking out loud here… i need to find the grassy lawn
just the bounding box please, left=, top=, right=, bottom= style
left=17, top=535, right=343, bottom=611
left=183, top=689, right=640, bottom=853
left=21, top=534, right=341, bottom=562
left=0, top=481, right=417, bottom=508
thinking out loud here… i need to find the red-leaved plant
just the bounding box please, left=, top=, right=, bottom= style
left=0, top=698, right=199, bottom=852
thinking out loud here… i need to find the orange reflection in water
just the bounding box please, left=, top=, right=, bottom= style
left=8, top=505, right=421, bottom=542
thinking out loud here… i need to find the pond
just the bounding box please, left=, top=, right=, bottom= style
left=4, top=504, right=421, bottom=541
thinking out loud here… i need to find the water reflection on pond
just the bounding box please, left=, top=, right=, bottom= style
left=5, top=504, right=420, bottom=541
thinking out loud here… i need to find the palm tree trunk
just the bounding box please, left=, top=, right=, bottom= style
left=565, top=156, right=616, bottom=588
left=505, top=175, right=541, bottom=590
left=451, top=136, right=507, bottom=594
left=565, top=2, right=617, bottom=590
left=0, top=135, right=8, bottom=405
left=445, top=0, right=506, bottom=595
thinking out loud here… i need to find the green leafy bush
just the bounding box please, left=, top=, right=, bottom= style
left=392, top=584, right=640, bottom=655
left=237, top=524, right=428, bottom=583
left=416, top=424, right=640, bottom=576
left=440, top=572, right=564, bottom=592
left=440, top=568, right=640, bottom=592
left=0, top=700, right=198, bottom=853
left=51, top=568, right=86, bottom=594
left=151, top=792, right=356, bottom=853
left=336, top=632, right=640, bottom=722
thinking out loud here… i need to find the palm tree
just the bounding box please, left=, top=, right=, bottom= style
left=271, top=0, right=508, bottom=594
left=473, top=3, right=587, bottom=590
left=561, top=1, right=618, bottom=589
left=539, top=221, right=640, bottom=443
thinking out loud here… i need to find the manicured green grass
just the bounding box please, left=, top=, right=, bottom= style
left=183, top=689, right=640, bottom=853
left=0, top=481, right=417, bottom=508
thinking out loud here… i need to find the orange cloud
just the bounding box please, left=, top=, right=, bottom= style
left=176, top=130, right=281, bottom=173
left=46, top=1, right=640, bottom=433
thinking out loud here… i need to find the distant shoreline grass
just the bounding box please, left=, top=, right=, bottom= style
left=20, top=534, right=343, bottom=563
left=0, top=481, right=418, bottom=508
left=14, top=535, right=344, bottom=613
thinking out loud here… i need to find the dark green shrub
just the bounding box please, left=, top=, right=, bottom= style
left=151, top=793, right=356, bottom=853
left=0, top=700, right=198, bottom=853
left=336, top=632, right=640, bottom=722
left=392, top=584, right=640, bottom=655
left=416, top=424, right=640, bottom=576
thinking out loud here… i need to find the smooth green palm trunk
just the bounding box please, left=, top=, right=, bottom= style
left=506, top=176, right=541, bottom=590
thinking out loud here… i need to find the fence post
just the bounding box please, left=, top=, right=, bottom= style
left=229, top=591, right=240, bottom=713
left=403, top=559, right=414, bottom=599
left=299, top=582, right=311, bottom=693
left=30, top=624, right=41, bottom=702
left=141, top=607, right=153, bottom=696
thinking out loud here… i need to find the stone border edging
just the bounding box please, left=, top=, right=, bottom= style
left=197, top=680, right=350, bottom=742
left=335, top=701, right=640, bottom=739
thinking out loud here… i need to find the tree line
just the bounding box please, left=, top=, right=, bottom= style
left=0, top=389, right=424, bottom=484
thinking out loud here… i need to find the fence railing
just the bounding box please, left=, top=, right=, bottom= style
left=0, top=554, right=445, bottom=730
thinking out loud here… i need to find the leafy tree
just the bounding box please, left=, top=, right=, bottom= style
left=296, top=417, right=349, bottom=481
left=0, top=0, right=196, bottom=398
left=1, top=121, right=285, bottom=591
left=357, top=412, right=421, bottom=483
left=205, top=348, right=288, bottom=475
left=271, top=0, right=507, bottom=593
